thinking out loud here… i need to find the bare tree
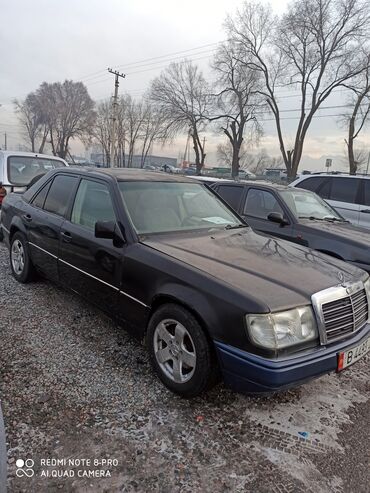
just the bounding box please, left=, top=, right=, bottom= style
left=138, top=100, right=167, bottom=168
left=211, top=41, right=263, bottom=177
left=150, top=60, right=210, bottom=174
left=94, top=101, right=112, bottom=165
left=34, top=80, right=96, bottom=159
left=341, top=52, right=370, bottom=174
left=14, top=93, right=48, bottom=153
left=226, top=0, right=370, bottom=178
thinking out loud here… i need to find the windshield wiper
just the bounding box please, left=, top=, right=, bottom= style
left=299, top=216, right=347, bottom=223
left=224, top=224, right=248, bottom=230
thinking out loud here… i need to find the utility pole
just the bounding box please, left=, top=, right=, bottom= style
left=4, top=133, right=7, bottom=151
left=108, top=68, right=125, bottom=168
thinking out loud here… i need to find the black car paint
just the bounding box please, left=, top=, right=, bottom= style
left=1, top=168, right=368, bottom=386
left=212, top=181, right=370, bottom=272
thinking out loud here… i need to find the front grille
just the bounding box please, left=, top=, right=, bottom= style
left=322, top=289, right=368, bottom=341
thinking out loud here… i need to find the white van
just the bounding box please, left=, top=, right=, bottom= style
left=0, top=151, right=68, bottom=193
left=290, top=173, right=370, bottom=229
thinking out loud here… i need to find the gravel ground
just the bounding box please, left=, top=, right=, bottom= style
left=0, top=241, right=369, bottom=493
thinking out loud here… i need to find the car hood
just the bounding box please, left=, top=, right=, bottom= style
left=142, top=228, right=365, bottom=311
left=299, top=219, right=370, bottom=247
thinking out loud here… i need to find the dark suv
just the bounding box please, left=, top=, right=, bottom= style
left=1, top=168, right=369, bottom=397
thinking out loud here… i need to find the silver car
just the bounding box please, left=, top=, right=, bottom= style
left=290, top=174, right=370, bottom=229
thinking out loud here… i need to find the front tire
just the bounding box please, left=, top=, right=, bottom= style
left=147, top=303, right=218, bottom=397
left=10, top=232, right=35, bottom=283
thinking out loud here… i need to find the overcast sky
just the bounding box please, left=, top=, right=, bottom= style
left=1, top=0, right=367, bottom=169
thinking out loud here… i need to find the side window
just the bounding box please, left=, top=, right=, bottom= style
left=216, top=185, right=244, bottom=211
left=244, top=189, right=283, bottom=219
left=363, top=180, right=370, bottom=206
left=31, top=181, right=52, bottom=209
left=329, top=178, right=360, bottom=204
left=44, top=175, right=78, bottom=217
left=296, top=177, right=327, bottom=192
left=71, top=179, right=116, bottom=231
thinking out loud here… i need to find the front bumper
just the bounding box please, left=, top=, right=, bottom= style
left=214, top=323, right=370, bottom=394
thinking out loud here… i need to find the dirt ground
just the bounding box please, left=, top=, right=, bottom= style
left=0, top=242, right=369, bottom=492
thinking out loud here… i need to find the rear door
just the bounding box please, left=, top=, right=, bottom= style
left=358, top=179, right=370, bottom=229
left=326, top=177, right=361, bottom=225
left=27, top=174, right=79, bottom=281
left=58, top=177, right=124, bottom=317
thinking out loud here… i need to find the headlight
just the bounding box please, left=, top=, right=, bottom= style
left=364, top=277, right=370, bottom=322
left=246, top=306, right=318, bottom=349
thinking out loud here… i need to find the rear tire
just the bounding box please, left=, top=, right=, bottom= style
left=10, top=232, right=35, bottom=283
left=147, top=303, right=218, bottom=397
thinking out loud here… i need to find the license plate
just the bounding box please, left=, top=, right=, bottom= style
left=337, top=337, right=370, bottom=371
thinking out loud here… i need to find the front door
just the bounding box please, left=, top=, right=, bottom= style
left=58, top=178, right=123, bottom=317
left=241, top=188, right=295, bottom=241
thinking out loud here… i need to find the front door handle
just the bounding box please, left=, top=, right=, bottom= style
left=360, top=209, right=370, bottom=213
left=23, top=214, right=32, bottom=222
left=61, top=231, right=72, bottom=243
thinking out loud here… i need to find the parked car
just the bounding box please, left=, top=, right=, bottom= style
left=1, top=168, right=369, bottom=397
left=0, top=151, right=68, bottom=193
left=212, top=180, right=370, bottom=273
left=290, top=173, right=370, bottom=229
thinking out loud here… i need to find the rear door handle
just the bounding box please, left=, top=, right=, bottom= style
left=23, top=214, right=32, bottom=222
left=360, top=209, right=370, bottom=213
left=61, top=231, right=72, bottom=242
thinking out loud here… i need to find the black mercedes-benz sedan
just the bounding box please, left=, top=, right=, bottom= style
left=212, top=180, right=370, bottom=273
left=1, top=168, right=369, bottom=397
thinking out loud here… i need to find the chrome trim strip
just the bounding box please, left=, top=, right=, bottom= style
left=119, top=290, right=148, bottom=307
left=29, top=241, right=57, bottom=259
left=58, top=258, right=119, bottom=291
left=59, top=258, right=148, bottom=307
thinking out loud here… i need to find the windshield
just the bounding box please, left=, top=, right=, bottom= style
left=280, top=188, right=343, bottom=221
left=7, top=156, right=66, bottom=186
left=119, top=181, right=244, bottom=234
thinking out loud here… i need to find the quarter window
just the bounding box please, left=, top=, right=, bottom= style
left=216, top=185, right=244, bottom=211
left=244, top=189, right=284, bottom=219
left=329, top=178, right=360, bottom=204
left=43, top=175, right=78, bottom=217
left=31, top=181, right=52, bottom=209
left=71, top=179, right=116, bottom=230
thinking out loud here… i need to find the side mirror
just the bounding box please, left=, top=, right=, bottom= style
left=95, top=221, right=126, bottom=246
left=267, top=212, right=289, bottom=226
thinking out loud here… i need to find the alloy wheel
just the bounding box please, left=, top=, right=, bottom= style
left=153, top=319, right=197, bottom=383
left=11, top=239, right=25, bottom=275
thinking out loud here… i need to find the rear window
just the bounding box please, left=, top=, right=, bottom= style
left=329, top=177, right=360, bottom=204
left=44, top=175, right=78, bottom=217
left=216, top=185, right=244, bottom=211
left=363, top=180, right=370, bottom=206
left=7, top=156, right=66, bottom=186
left=296, top=176, right=327, bottom=192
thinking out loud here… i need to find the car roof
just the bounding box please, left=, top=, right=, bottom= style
left=295, top=173, right=370, bottom=180
left=213, top=179, right=291, bottom=191
left=53, top=166, right=198, bottom=183
left=0, top=150, right=67, bottom=161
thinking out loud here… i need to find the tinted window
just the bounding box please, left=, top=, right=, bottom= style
left=216, top=185, right=244, bottom=211
left=329, top=178, right=360, bottom=204
left=71, top=179, right=116, bottom=230
left=31, top=181, right=52, bottom=209
left=7, top=156, right=66, bottom=186
left=296, top=177, right=327, bottom=192
left=363, top=180, right=370, bottom=206
left=244, top=189, right=283, bottom=219
left=44, top=175, right=78, bottom=216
